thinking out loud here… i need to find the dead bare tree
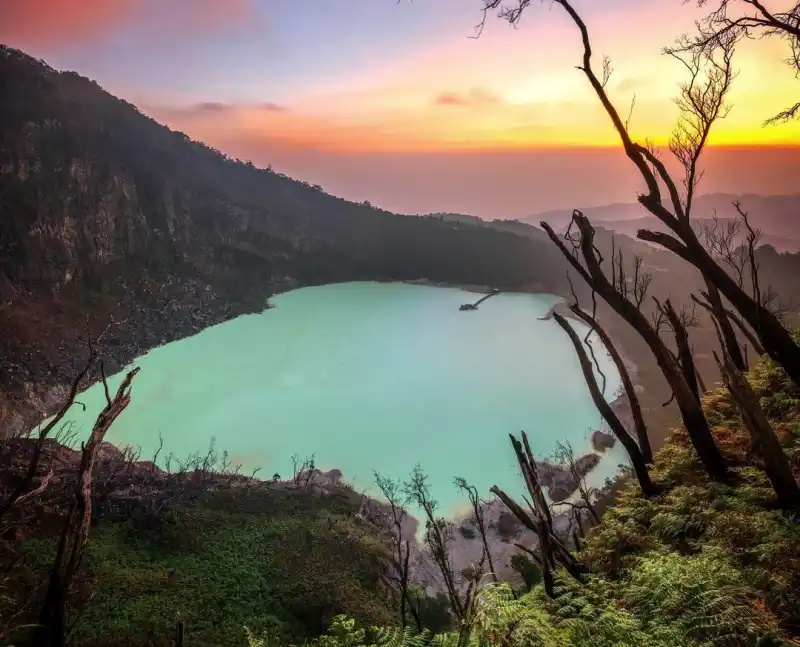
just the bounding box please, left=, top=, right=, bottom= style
left=685, top=0, right=800, bottom=124
left=374, top=472, right=422, bottom=631
left=713, top=348, right=800, bottom=509
left=481, top=0, right=800, bottom=390
left=733, top=202, right=788, bottom=321
left=654, top=298, right=704, bottom=403
left=552, top=442, right=600, bottom=525
left=566, top=287, right=653, bottom=463
left=454, top=477, right=498, bottom=583
left=302, top=454, right=317, bottom=489
left=403, top=466, right=461, bottom=616
left=490, top=432, right=586, bottom=599
left=667, top=28, right=754, bottom=376
left=290, top=453, right=316, bottom=487
left=543, top=215, right=729, bottom=483
left=699, top=205, right=782, bottom=364
left=34, top=367, right=139, bottom=647
left=552, top=311, right=657, bottom=497
left=0, top=358, right=93, bottom=524
left=404, top=465, right=482, bottom=644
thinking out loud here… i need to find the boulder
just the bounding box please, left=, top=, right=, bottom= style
left=536, top=452, right=601, bottom=502
left=591, top=429, right=617, bottom=452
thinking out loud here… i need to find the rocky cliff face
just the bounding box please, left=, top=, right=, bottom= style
left=0, top=46, right=570, bottom=431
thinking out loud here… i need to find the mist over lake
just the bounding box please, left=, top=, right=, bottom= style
left=57, top=282, right=627, bottom=516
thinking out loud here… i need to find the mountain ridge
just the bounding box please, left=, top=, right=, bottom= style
left=0, top=45, right=570, bottom=431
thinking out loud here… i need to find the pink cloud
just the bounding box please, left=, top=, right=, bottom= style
left=0, top=0, right=254, bottom=50
left=434, top=88, right=503, bottom=108
left=0, top=0, right=135, bottom=48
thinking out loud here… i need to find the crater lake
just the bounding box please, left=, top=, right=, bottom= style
left=51, top=282, right=628, bottom=516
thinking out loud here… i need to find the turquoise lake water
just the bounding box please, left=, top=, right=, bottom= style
left=55, top=282, right=627, bottom=517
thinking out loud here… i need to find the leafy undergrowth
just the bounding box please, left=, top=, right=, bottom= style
left=11, top=486, right=393, bottom=647
left=279, top=354, right=800, bottom=647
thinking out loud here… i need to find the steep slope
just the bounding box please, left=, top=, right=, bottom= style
left=0, top=46, right=569, bottom=429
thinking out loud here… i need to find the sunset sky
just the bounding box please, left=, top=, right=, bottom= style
left=2, top=0, right=799, bottom=216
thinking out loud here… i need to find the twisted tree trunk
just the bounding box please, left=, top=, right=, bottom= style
left=35, top=368, right=139, bottom=647
left=553, top=312, right=656, bottom=497
left=567, top=304, right=653, bottom=463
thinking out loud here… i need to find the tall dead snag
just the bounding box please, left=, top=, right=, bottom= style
left=698, top=210, right=781, bottom=369
left=567, top=301, right=653, bottom=463
left=491, top=432, right=586, bottom=599
left=553, top=312, right=657, bottom=497
left=0, top=358, right=93, bottom=524
left=493, top=488, right=553, bottom=598
left=374, top=472, right=422, bottom=631
left=655, top=298, right=703, bottom=404
left=454, top=477, right=498, bottom=584
left=34, top=367, right=139, bottom=647
left=713, top=349, right=800, bottom=509
left=482, top=0, right=800, bottom=389
left=543, top=215, right=729, bottom=483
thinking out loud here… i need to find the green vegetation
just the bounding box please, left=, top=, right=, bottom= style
left=3, top=1, right=800, bottom=644
left=12, top=487, right=393, bottom=647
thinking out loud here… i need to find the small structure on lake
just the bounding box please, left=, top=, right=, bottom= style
left=459, top=288, right=500, bottom=311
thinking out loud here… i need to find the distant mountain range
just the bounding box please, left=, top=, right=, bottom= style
left=523, top=193, right=800, bottom=252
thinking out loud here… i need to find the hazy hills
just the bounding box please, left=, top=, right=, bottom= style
left=526, top=193, right=800, bottom=252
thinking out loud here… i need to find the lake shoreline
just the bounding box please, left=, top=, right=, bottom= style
left=12, top=279, right=639, bottom=594
left=29, top=279, right=637, bottom=509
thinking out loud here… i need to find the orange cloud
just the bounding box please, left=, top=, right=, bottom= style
left=148, top=82, right=800, bottom=157
left=0, top=0, right=253, bottom=49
